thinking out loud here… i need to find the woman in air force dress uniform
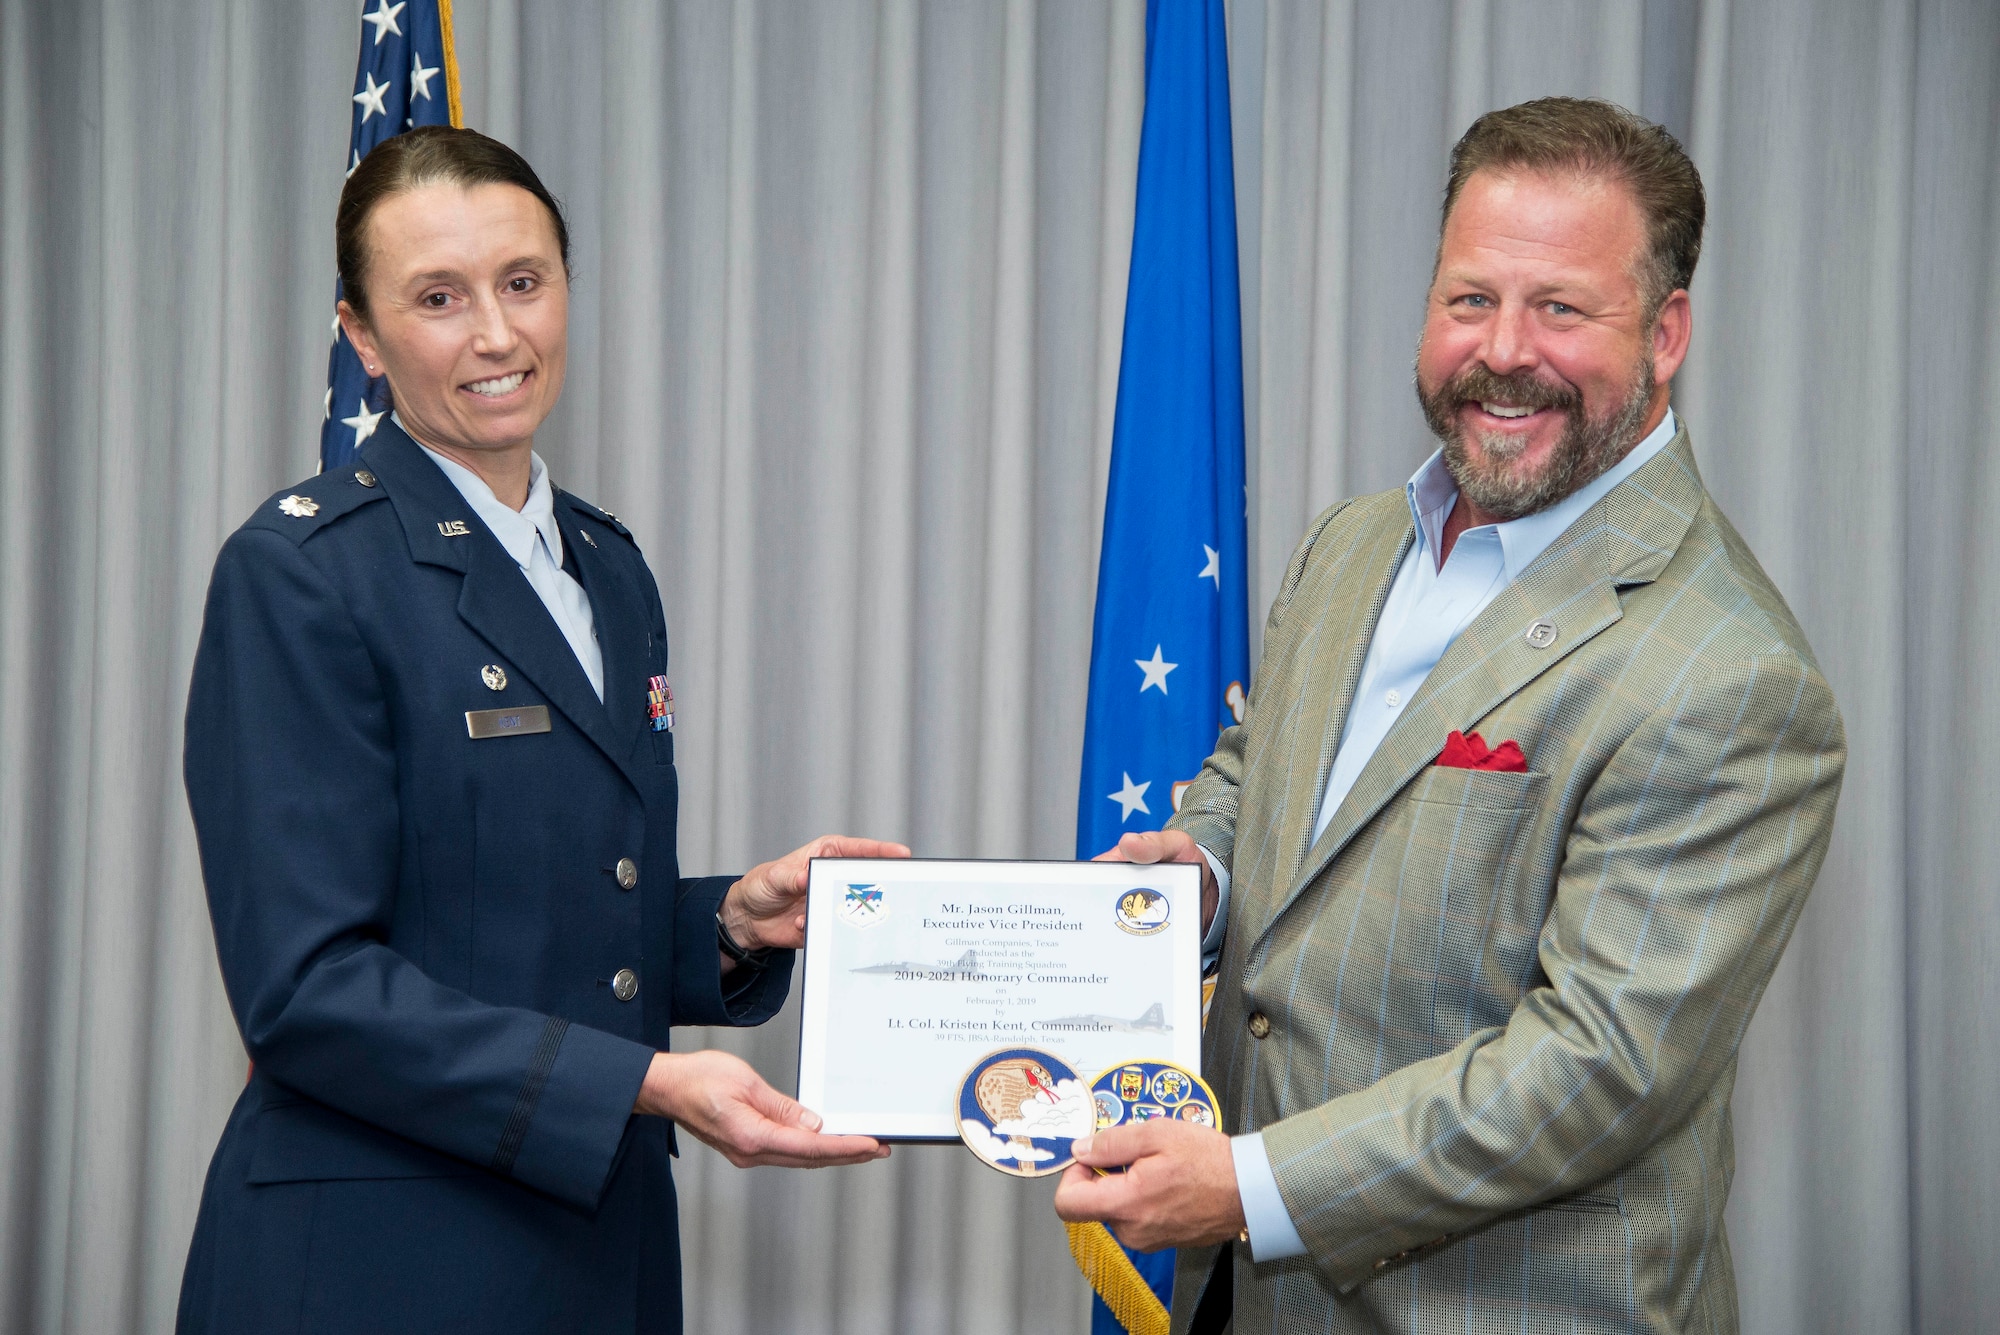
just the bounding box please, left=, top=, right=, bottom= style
left=176, top=126, right=898, bottom=1335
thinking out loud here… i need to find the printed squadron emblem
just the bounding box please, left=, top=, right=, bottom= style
left=956, top=1048, right=1092, bottom=1178
left=1149, top=1068, right=1193, bottom=1106
left=837, top=883, right=888, bottom=927
left=1114, top=886, right=1170, bottom=936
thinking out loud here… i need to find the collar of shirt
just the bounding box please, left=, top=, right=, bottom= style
left=1406, top=406, right=1678, bottom=580
left=403, top=422, right=566, bottom=575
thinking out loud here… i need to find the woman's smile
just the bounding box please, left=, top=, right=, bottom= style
left=463, top=368, right=530, bottom=400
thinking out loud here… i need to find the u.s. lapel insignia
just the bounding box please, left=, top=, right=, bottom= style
left=437, top=520, right=471, bottom=537
left=646, top=675, right=674, bottom=732
left=278, top=495, right=319, bottom=518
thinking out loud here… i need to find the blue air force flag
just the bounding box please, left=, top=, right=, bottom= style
left=1071, top=1, right=1249, bottom=1330
left=1076, top=0, right=1248, bottom=869
left=319, top=0, right=462, bottom=472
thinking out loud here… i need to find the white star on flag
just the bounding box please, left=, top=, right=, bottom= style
left=323, top=386, right=333, bottom=420
left=1135, top=644, right=1178, bottom=694
left=353, top=71, right=391, bottom=123
left=1199, top=545, right=1220, bottom=587
left=342, top=399, right=386, bottom=446
left=362, top=0, right=406, bottom=45
left=1108, top=772, right=1152, bottom=821
left=346, top=149, right=361, bottom=180
left=410, top=51, right=439, bottom=101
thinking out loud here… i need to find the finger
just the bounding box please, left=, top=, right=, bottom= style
left=1070, top=1124, right=1150, bottom=1168
left=812, top=836, right=912, bottom=861
left=1052, top=1164, right=1128, bottom=1222
left=1116, top=832, right=1163, bottom=864
left=742, top=1076, right=815, bottom=1129
left=751, top=1123, right=885, bottom=1162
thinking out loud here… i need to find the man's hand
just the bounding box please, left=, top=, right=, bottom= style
left=721, top=834, right=912, bottom=953
left=635, top=1049, right=891, bottom=1169
left=1053, top=1120, right=1245, bottom=1252
left=1095, top=828, right=1219, bottom=937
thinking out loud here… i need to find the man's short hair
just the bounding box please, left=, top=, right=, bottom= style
left=1443, top=97, right=1705, bottom=321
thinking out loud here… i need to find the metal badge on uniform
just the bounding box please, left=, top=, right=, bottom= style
left=481, top=664, right=507, bottom=691
left=278, top=495, right=319, bottom=518
left=646, top=675, right=674, bottom=732
left=465, top=705, right=551, bottom=739
left=437, top=520, right=471, bottom=537
left=577, top=527, right=598, bottom=549
left=956, top=1047, right=1092, bottom=1178
left=1088, top=1059, right=1218, bottom=1174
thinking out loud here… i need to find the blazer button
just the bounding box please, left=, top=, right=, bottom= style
left=612, top=968, right=639, bottom=1001
left=1248, top=1011, right=1271, bottom=1039
left=615, top=857, right=639, bottom=890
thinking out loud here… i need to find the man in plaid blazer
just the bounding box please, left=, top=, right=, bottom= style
left=1055, top=98, right=1845, bottom=1333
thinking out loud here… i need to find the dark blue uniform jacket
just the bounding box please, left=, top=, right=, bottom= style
left=177, top=422, right=790, bottom=1334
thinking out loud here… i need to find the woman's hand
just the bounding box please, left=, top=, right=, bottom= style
left=635, top=1050, right=890, bottom=1168
left=719, top=834, right=911, bottom=953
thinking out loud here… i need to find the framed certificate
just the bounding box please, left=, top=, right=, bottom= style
left=795, top=858, right=1203, bottom=1139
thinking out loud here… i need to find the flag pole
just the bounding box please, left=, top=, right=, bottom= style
left=437, top=0, right=463, bottom=128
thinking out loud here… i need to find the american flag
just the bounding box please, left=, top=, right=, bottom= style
left=319, top=0, right=462, bottom=472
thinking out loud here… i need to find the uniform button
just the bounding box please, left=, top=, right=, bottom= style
left=611, top=968, right=638, bottom=1001
left=354, top=468, right=378, bottom=488
left=1248, top=1011, right=1271, bottom=1039
left=615, top=857, right=639, bottom=890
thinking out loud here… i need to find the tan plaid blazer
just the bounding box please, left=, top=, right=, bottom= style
left=1167, top=427, right=1845, bottom=1334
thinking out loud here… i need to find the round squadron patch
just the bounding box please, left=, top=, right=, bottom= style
left=1087, top=1060, right=1219, bottom=1173
left=955, top=1047, right=1092, bottom=1178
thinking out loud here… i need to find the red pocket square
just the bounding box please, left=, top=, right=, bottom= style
left=1437, top=729, right=1528, bottom=773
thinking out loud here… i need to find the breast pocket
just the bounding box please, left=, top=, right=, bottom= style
left=1406, top=765, right=1548, bottom=1052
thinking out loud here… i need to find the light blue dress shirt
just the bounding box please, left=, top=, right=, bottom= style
left=1218, top=409, right=1679, bottom=1261
left=414, top=433, right=607, bottom=703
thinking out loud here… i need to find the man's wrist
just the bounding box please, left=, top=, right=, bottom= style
left=1230, top=1132, right=1309, bottom=1261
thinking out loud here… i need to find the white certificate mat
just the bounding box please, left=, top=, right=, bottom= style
left=796, top=858, right=1202, bottom=1139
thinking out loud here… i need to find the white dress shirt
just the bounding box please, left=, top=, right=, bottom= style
left=1218, top=409, right=1679, bottom=1260
left=414, top=433, right=606, bottom=703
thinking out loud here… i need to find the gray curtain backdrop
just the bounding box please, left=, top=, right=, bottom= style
left=0, top=1, right=1993, bottom=1332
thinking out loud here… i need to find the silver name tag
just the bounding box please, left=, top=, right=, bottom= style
left=465, top=705, right=551, bottom=739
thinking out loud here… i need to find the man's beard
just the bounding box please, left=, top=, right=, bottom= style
left=1416, top=353, right=1654, bottom=521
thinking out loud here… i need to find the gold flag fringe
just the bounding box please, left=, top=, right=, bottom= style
left=1066, top=1220, right=1170, bottom=1335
